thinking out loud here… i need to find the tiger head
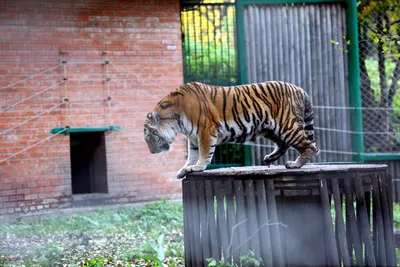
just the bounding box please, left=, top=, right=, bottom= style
left=144, top=95, right=182, bottom=154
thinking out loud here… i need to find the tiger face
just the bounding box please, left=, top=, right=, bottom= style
left=144, top=112, right=171, bottom=154
left=144, top=97, right=181, bottom=154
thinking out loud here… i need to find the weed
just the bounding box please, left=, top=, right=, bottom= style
left=207, top=251, right=263, bottom=267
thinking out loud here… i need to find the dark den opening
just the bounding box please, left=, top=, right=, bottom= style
left=70, top=132, right=108, bottom=194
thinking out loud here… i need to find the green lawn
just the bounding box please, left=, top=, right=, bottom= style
left=0, top=201, right=184, bottom=266
left=1, top=201, right=400, bottom=266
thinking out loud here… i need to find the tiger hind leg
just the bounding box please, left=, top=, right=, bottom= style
left=285, top=138, right=318, bottom=169
left=263, top=131, right=289, bottom=166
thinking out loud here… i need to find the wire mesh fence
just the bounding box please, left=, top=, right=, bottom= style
left=181, top=0, right=237, bottom=85
left=358, top=1, right=400, bottom=154
left=181, top=0, right=247, bottom=167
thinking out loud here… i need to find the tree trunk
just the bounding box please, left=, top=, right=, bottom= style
left=388, top=59, right=400, bottom=106
left=376, top=11, right=391, bottom=151
left=359, top=23, right=376, bottom=152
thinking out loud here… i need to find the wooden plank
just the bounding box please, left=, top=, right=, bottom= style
left=224, top=180, right=239, bottom=263
left=266, top=179, right=284, bottom=266
left=372, top=174, right=386, bottom=266
left=190, top=180, right=203, bottom=266
left=244, top=180, right=261, bottom=257
left=233, top=180, right=248, bottom=256
left=275, top=194, right=286, bottom=264
left=366, top=190, right=372, bottom=222
left=345, top=205, right=354, bottom=265
left=255, top=179, right=273, bottom=267
left=386, top=173, right=394, bottom=227
left=215, top=180, right=230, bottom=261
left=197, top=181, right=211, bottom=266
left=373, top=176, right=378, bottom=259
left=378, top=174, right=396, bottom=266
left=343, top=177, right=363, bottom=266
left=319, top=178, right=340, bottom=265
left=281, top=196, right=299, bottom=265
left=205, top=180, right=220, bottom=261
left=182, top=180, right=192, bottom=267
left=386, top=173, right=396, bottom=267
left=285, top=194, right=327, bottom=266
left=331, top=177, right=351, bottom=266
left=308, top=194, right=327, bottom=265
left=365, top=187, right=373, bottom=264
left=354, top=174, right=376, bottom=266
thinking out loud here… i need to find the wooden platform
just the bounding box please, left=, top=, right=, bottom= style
left=182, top=164, right=396, bottom=267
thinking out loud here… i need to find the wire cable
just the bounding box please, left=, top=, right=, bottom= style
left=1, top=80, right=65, bottom=112
left=0, top=64, right=63, bottom=92
left=313, top=105, right=400, bottom=111
left=0, top=127, right=69, bottom=164
left=314, top=126, right=400, bottom=135
left=0, top=100, right=68, bottom=136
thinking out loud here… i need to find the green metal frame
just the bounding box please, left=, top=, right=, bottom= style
left=346, top=0, right=365, bottom=163
left=364, top=153, right=400, bottom=162
left=50, top=126, right=121, bottom=134
left=236, top=0, right=364, bottom=164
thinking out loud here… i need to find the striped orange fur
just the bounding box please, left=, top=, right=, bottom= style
left=144, top=81, right=319, bottom=178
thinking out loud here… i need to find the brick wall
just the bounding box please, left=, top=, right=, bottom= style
left=0, top=0, right=186, bottom=214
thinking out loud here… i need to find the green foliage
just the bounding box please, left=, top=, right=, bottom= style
left=0, top=200, right=183, bottom=238
left=330, top=36, right=350, bottom=53
left=140, top=231, right=183, bottom=267
left=239, top=251, right=263, bottom=267
left=142, top=233, right=165, bottom=266
left=182, top=3, right=237, bottom=86
left=0, top=255, right=8, bottom=266
left=0, top=201, right=184, bottom=266
left=81, top=257, right=115, bottom=267
left=14, top=242, right=65, bottom=267
left=365, top=59, right=398, bottom=104
left=393, top=203, right=400, bottom=229
left=183, top=41, right=237, bottom=85
left=207, top=251, right=263, bottom=267
left=358, top=0, right=400, bottom=58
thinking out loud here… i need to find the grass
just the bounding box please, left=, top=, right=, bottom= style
left=0, top=201, right=183, bottom=237
left=1, top=201, right=400, bottom=266
left=0, top=201, right=184, bottom=266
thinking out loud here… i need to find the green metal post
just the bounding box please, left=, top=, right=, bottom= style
left=346, top=0, right=364, bottom=163
left=235, top=1, right=253, bottom=166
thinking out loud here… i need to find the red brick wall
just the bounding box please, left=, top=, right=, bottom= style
left=0, top=0, right=186, bottom=214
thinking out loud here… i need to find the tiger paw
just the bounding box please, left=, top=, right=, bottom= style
left=285, top=161, right=301, bottom=169
left=176, top=165, right=206, bottom=179
left=263, top=156, right=274, bottom=167
left=176, top=168, right=187, bottom=179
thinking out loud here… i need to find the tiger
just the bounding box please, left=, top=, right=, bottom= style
left=144, top=81, right=319, bottom=178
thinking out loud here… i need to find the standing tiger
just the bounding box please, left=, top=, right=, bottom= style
left=144, top=81, right=319, bottom=178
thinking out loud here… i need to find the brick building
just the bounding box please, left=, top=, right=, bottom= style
left=0, top=0, right=187, bottom=214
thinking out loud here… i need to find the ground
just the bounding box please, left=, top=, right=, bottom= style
left=0, top=201, right=184, bottom=266
left=1, top=201, right=400, bottom=266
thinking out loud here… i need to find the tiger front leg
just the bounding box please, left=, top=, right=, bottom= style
left=176, top=132, right=217, bottom=179
left=177, top=140, right=199, bottom=178
left=262, top=130, right=289, bottom=167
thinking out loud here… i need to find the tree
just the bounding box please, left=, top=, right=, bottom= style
left=358, top=0, right=400, bottom=152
